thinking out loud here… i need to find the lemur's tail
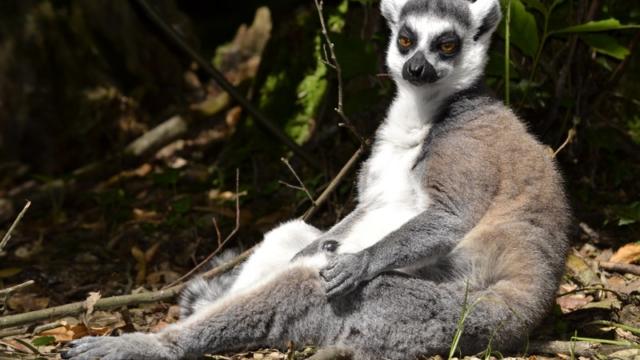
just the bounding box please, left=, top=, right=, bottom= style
left=179, top=249, right=240, bottom=318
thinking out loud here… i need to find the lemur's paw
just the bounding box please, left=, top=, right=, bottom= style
left=320, top=252, right=370, bottom=298
left=61, top=333, right=177, bottom=360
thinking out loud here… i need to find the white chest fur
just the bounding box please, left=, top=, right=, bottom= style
left=337, top=91, right=434, bottom=253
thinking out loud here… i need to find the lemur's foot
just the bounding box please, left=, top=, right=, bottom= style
left=61, top=333, right=178, bottom=360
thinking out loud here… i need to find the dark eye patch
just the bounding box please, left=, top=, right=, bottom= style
left=397, top=24, right=418, bottom=54
left=431, top=31, right=461, bottom=59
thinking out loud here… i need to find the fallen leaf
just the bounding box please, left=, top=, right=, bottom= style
left=132, top=208, right=161, bottom=223
left=85, top=311, right=126, bottom=335
left=7, top=293, right=49, bottom=312
left=566, top=253, right=600, bottom=286
left=40, top=323, right=89, bottom=342
left=84, top=291, right=102, bottom=316
left=610, top=243, right=640, bottom=264
left=31, top=336, right=56, bottom=347
left=556, top=294, right=593, bottom=313
left=0, top=339, right=33, bottom=353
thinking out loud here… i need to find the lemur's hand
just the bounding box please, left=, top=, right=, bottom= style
left=320, top=252, right=371, bottom=298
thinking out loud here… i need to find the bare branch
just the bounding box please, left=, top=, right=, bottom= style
left=303, top=145, right=366, bottom=221
left=0, top=280, right=35, bottom=296
left=552, top=128, right=576, bottom=158
left=280, top=157, right=316, bottom=205
left=313, top=0, right=367, bottom=146
left=599, top=261, right=640, bottom=276
left=0, top=200, right=31, bottom=252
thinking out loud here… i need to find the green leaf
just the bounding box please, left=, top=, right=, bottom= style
left=32, top=336, right=56, bottom=347
left=521, top=0, right=547, bottom=15
left=551, top=19, right=640, bottom=35
left=579, top=34, right=630, bottom=60
left=500, top=0, right=539, bottom=57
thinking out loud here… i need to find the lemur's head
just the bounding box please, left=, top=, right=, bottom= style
left=381, top=0, right=501, bottom=92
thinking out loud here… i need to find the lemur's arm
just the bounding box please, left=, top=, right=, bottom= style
left=321, top=132, right=499, bottom=297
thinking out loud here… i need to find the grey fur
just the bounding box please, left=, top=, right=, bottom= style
left=179, top=249, right=240, bottom=318
left=400, top=0, right=472, bottom=28
left=62, top=0, right=570, bottom=358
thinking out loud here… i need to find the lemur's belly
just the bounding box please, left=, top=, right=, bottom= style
left=338, top=133, right=430, bottom=254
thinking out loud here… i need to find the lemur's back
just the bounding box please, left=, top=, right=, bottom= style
left=393, top=93, right=570, bottom=341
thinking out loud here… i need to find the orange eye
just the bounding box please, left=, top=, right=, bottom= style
left=439, top=42, right=457, bottom=54
left=398, top=36, right=412, bottom=48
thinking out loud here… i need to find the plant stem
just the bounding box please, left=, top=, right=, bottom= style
left=504, top=0, right=512, bottom=105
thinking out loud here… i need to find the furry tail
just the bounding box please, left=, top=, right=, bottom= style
left=179, top=249, right=240, bottom=318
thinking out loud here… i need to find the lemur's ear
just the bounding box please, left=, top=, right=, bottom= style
left=469, top=0, right=502, bottom=41
left=380, top=0, right=409, bottom=27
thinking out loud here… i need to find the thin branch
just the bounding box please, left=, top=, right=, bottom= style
left=552, top=128, right=576, bottom=158
left=599, top=261, right=640, bottom=276
left=163, top=169, right=242, bottom=289
left=313, top=0, right=367, bottom=147
left=0, top=280, right=35, bottom=296
left=0, top=200, right=31, bottom=252
left=303, top=146, right=365, bottom=221
left=280, top=157, right=315, bottom=205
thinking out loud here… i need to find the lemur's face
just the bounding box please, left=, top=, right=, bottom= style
left=381, top=0, right=501, bottom=91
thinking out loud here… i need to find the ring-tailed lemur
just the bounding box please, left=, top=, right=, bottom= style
left=63, top=0, right=570, bottom=358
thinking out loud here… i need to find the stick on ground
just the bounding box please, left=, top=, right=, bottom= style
left=0, top=200, right=31, bottom=251
left=599, top=261, right=640, bottom=276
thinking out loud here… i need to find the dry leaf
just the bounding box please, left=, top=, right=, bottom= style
left=566, top=253, right=599, bottom=286
left=133, top=208, right=161, bottom=223
left=610, top=243, right=640, bottom=264
left=7, top=293, right=49, bottom=312
left=556, top=294, right=593, bottom=313
left=40, top=324, right=89, bottom=342
left=0, top=339, right=33, bottom=353
left=84, top=291, right=102, bottom=316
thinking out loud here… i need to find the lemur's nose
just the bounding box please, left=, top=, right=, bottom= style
left=408, top=62, right=424, bottom=77
left=402, top=52, right=438, bottom=85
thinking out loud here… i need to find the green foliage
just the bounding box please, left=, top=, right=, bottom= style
left=579, top=34, right=630, bottom=59
left=287, top=35, right=328, bottom=144
left=32, top=336, right=56, bottom=346
left=499, top=0, right=539, bottom=57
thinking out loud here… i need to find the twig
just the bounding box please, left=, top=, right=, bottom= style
left=164, top=169, right=242, bottom=289
left=313, top=0, right=367, bottom=147
left=132, top=0, right=319, bottom=169
left=280, top=158, right=315, bottom=205
left=0, top=200, right=31, bottom=252
left=552, top=128, right=576, bottom=157
left=124, top=115, right=188, bottom=157
left=303, top=146, right=365, bottom=220
left=0, top=280, right=35, bottom=296
left=599, top=261, right=640, bottom=276
left=0, top=286, right=181, bottom=329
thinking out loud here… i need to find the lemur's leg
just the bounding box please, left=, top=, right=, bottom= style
left=180, top=220, right=322, bottom=317
left=64, top=267, right=526, bottom=360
